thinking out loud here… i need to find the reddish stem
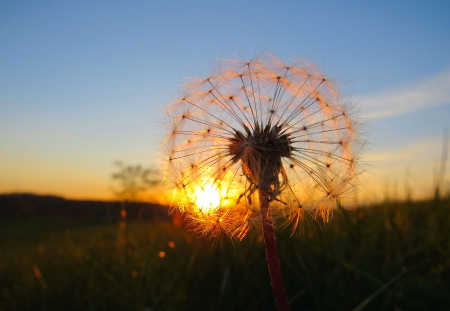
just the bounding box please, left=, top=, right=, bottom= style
left=259, top=189, right=290, bottom=311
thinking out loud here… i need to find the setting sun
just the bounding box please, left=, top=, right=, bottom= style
left=193, top=183, right=221, bottom=212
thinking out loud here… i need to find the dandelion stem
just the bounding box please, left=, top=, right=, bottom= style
left=260, top=188, right=291, bottom=311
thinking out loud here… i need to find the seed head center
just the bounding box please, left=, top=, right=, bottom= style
left=229, top=124, right=292, bottom=185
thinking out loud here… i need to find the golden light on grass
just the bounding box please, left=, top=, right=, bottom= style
left=161, top=52, right=362, bottom=310
left=32, top=264, right=48, bottom=290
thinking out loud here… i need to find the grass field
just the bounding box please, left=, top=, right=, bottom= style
left=1, top=198, right=449, bottom=311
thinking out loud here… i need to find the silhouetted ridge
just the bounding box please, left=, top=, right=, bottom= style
left=0, top=193, right=170, bottom=221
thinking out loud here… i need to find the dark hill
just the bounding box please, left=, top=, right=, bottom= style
left=0, top=193, right=170, bottom=222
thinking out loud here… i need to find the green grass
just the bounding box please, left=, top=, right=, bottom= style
left=1, top=198, right=449, bottom=310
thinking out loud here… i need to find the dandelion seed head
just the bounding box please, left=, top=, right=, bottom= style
left=161, top=53, right=362, bottom=239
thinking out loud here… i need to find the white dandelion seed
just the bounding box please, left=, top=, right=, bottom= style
left=161, top=52, right=361, bottom=240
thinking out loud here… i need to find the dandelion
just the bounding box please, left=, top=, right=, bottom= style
left=161, top=52, right=361, bottom=310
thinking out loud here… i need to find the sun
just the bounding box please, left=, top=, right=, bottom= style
left=193, top=183, right=221, bottom=212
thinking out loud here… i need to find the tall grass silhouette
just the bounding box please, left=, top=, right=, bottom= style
left=162, top=53, right=362, bottom=310
left=1, top=195, right=449, bottom=310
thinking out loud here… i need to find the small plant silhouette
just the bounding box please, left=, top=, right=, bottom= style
left=111, top=161, right=159, bottom=203
left=161, top=53, right=361, bottom=310
left=111, top=162, right=160, bottom=262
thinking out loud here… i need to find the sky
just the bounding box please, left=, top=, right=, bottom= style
left=1, top=1, right=449, bottom=202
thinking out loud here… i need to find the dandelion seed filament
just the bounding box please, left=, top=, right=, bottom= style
left=162, top=53, right=360, bottom=239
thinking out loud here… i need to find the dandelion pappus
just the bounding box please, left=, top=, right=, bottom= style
left=161, top=51, right=364, bottom=311
left=161, top=52, right=362, bottom=239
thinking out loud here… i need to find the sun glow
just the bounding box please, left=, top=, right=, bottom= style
left=193, top=183, right=221, bottom=212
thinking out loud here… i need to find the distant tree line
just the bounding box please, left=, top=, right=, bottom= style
left=0, top=193, right=170, bottom=222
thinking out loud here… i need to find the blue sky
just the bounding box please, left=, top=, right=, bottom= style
left=1, top=1, right=449, bottom=201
